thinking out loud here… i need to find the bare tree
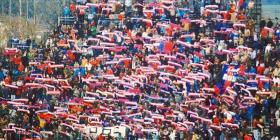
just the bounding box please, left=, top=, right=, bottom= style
left=34, top=0, right=64, bottom=28
left=0, top=0, right=65, bottom=48
left=0, top=16, right=45, bottom=49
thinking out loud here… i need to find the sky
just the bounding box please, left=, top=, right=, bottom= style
left=262, top=0, right=280, bottom=5
left=261, top=0, right=280, bottom=18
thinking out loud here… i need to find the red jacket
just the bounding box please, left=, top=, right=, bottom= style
left=244, top=134, right=252, bottom=140
left=97, top=134, right=105, bottom=140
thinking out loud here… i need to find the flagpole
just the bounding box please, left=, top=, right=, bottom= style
left=9, top=0, right=11, bottom=23
left=251, top=105, right=253, bottom=133
left=56, top=131, right=58, bottom=140
left=1, top=0, right=3, bottom=15
left=27, top=0, right=29, bottom=19
left=19, top=0, right=22, bottom=16
left=33, top=0, right=36, bottom=22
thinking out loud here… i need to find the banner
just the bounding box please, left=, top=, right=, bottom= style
left=83, top=126, right=126, bottom=137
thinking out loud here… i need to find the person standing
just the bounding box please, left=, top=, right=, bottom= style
left=97, top=133, right=105, bottom=140
left=124, top=0, right=132, bottom=15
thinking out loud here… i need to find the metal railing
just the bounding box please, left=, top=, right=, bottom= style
left=58, top=16, right=76, bottom=25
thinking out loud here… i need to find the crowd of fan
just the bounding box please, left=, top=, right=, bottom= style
left=0, top=0, right=280, bottom=140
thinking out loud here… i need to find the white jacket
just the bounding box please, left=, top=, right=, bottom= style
left=125, top=0, right=132, bottom=7
left=276, top=110, right=280, bottom=120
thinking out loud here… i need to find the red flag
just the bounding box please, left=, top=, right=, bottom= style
left=164, top=41, right=173, bottom=54
left=239, top=0, right=244, bottom=7
left=214, top=85, right=220, bottom=95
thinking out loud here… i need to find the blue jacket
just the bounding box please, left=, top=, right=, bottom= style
left=63, top=7, right=71, bottom=17
left=0, top=71, right=5, bottom=81
left=246, top=106, right=254, bottom=120
left=159, top=41, right=165, bottom=53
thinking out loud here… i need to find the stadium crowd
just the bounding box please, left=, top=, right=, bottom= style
left=0, top=0, right=280, bottom=139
